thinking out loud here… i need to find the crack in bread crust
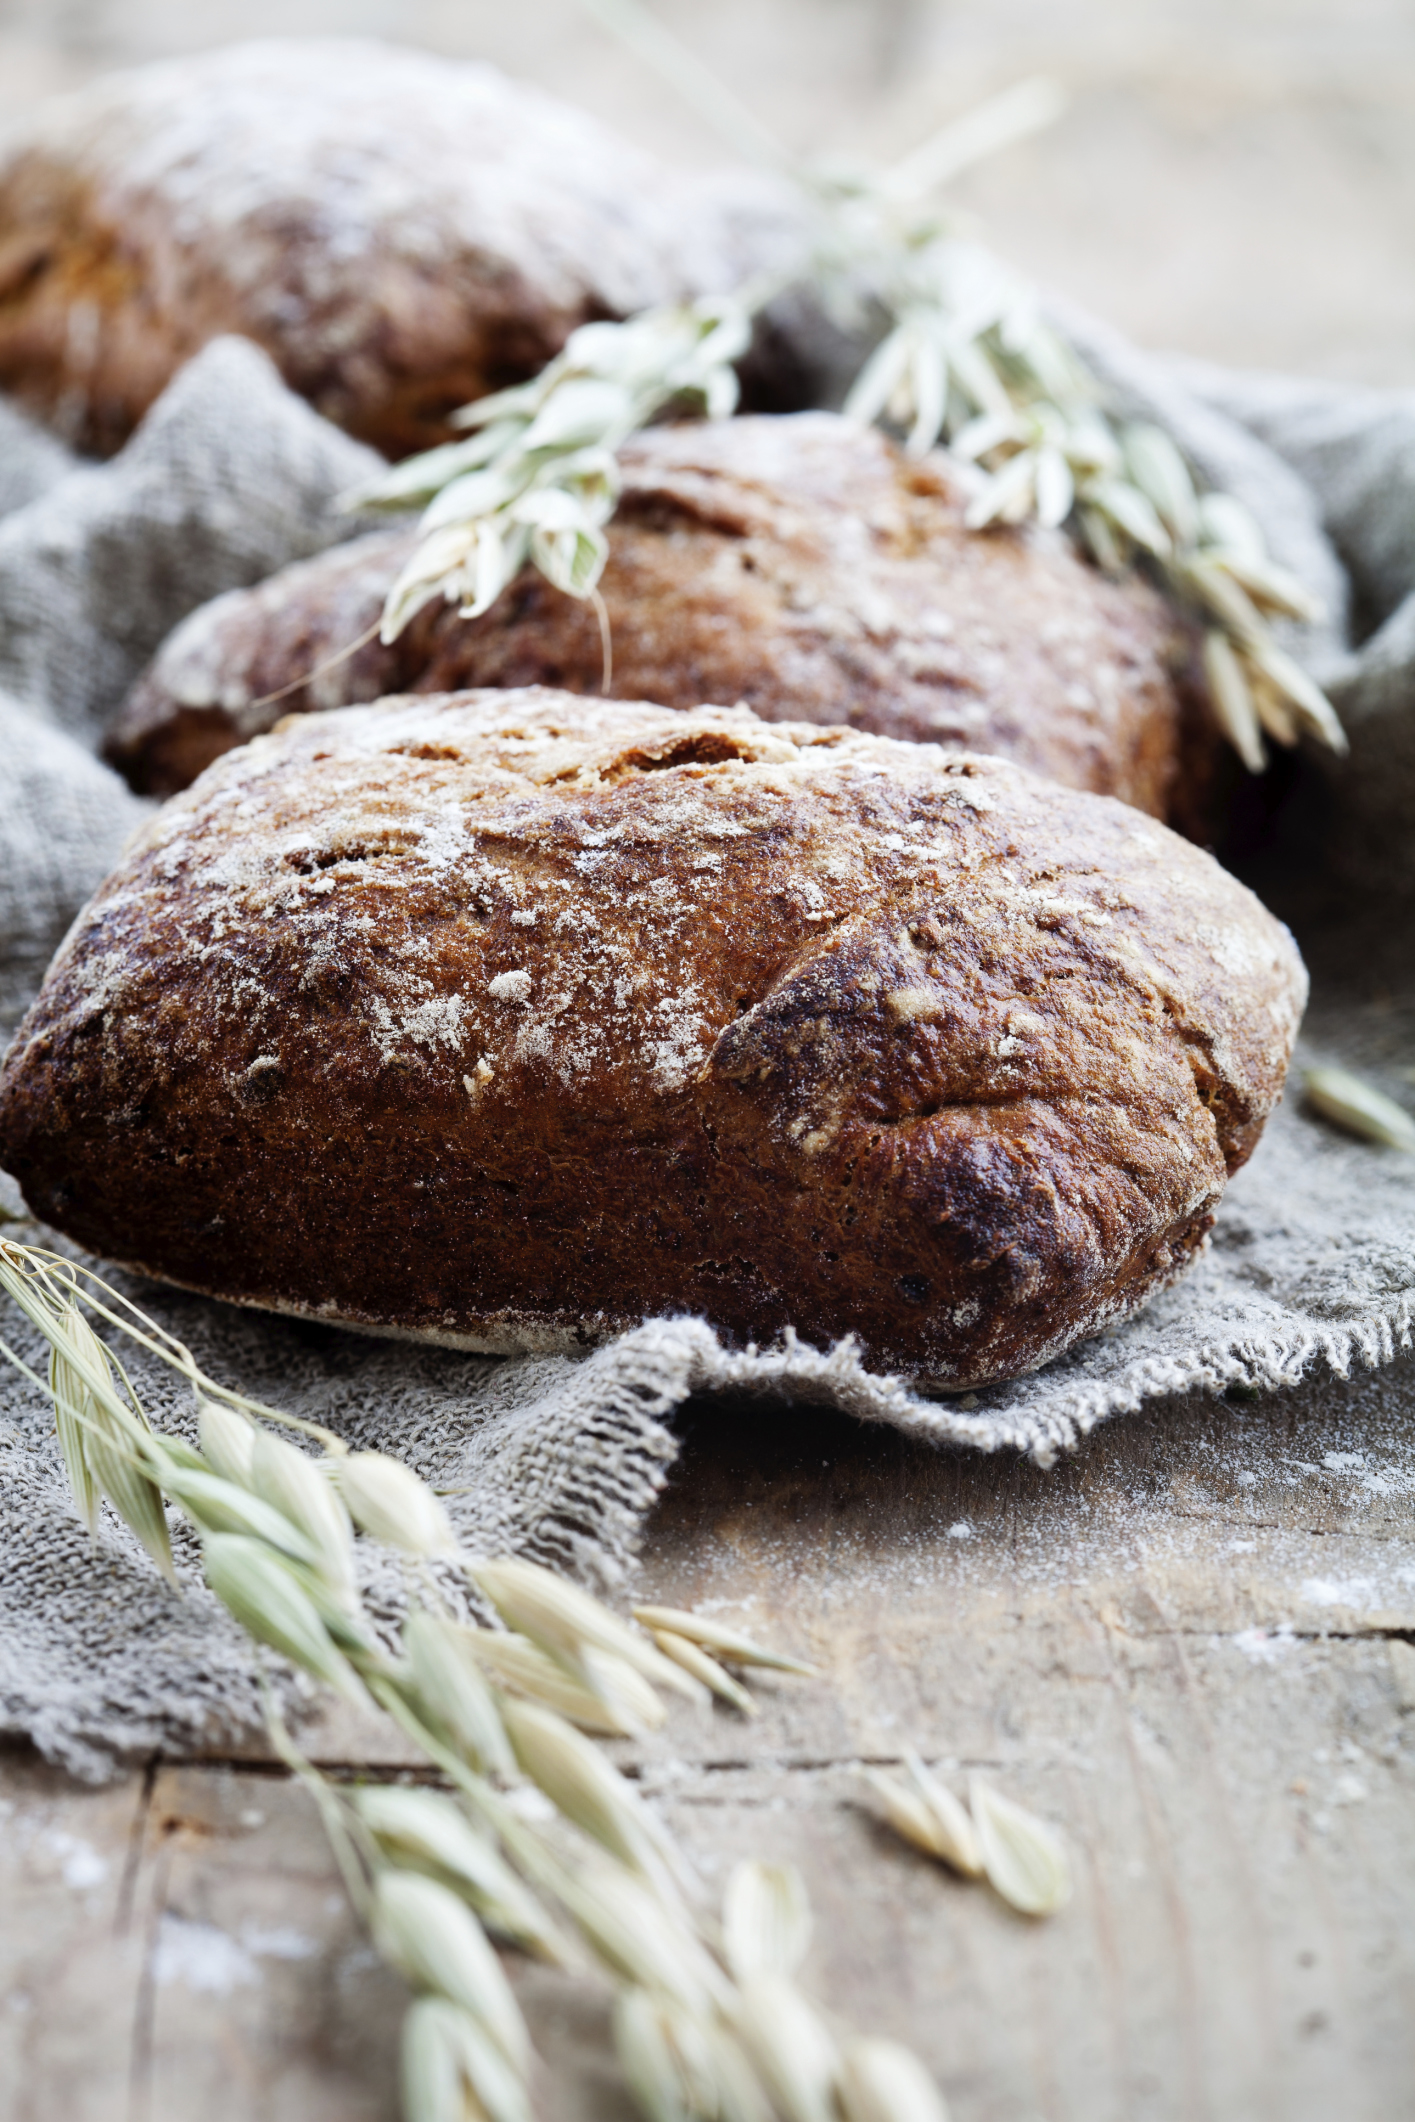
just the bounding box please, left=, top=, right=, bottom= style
left=0, top=690, right=1306, bottom=1387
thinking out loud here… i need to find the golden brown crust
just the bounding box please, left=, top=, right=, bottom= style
left=0, top=691, right=1305, bottom=1385
left=109, top=413, right=1217, bottom=823
left=0, top=42, right=763, bottom=458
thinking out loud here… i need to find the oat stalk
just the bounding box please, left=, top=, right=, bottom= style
left=860, top=1757, right=1070, bottom=1917
left=833, top=222, right=1343, bottom=765
left=0, top=1234, right=949, bottom=2122
left=345, top=292, right=758, bottom=643
left=352, top=12, right=1342, bottom=774
left=1304, top=1065, right=1415, bottom=1153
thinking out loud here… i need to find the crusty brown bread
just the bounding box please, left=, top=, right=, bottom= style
left=0, top=41, right=777, bottom=459
left=0, top=690, right=1304, bottom=1386
left=108, top=413, right=1216, bottom=824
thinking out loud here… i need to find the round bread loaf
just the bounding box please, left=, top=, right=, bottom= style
left=108, top=413, right=1216, bottom=825
left=0, top=690, right=1305, bottom=1387
left=0, top=40, right=779, bottom=459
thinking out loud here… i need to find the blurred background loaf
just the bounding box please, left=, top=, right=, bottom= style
left=2, top=0, right=1411, bottom=392
left=0, top=39, right=800, bottom=458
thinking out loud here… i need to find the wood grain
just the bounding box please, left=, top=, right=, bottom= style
left=4, top=1352, right=1413, bottom=2122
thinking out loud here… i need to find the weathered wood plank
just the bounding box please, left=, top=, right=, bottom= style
left=0, top=1748, right=149, bottom=2122
left=132, top=1764, right=403, bottom=2122
left=3, top=1354, right=1413, bottom=2120
left=612, top=1358, right=1415, bottom=2122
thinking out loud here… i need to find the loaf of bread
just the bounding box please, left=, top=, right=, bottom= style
left=0, top=690, right=1304, bottom=1386
left=108, top=413, right=1216, bottom=824
left=0, top=41, right=778, bottom=458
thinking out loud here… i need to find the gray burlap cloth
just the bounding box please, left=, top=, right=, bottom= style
left=2, top=332, right=1413, bottom=1779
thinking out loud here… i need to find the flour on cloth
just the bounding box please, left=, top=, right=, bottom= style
left=0, top=323, right=1413, bottom=1779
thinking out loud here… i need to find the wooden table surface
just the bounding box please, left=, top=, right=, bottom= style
left=5, top=1341, right=1414, bottom=2122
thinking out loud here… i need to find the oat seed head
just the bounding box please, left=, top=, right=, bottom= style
left=339, top=1451, right=457, bottom=1557
left=374, top=1871, right=530, bottom=2072
left=49, top=1310, right=105, bottom=1538
left=734, top=1976, right=842, bottom=2122
left=861, top=1770, right=962, bottom=1870
left=837, top=2039, right=952, bottom=2122
left=1201, top=630, right=1265, bottom=775
left=472, top=1558, right=704, bottom=1703
left=249, top=1428, right=355, bottom=1591
left=50, top=1303, right=175, bottom=1583
left=403, top=1608, right=518, bottom=1776
left=968, top=1777, right=1071, bottom=1917
left=499, top=1697, right=686, bottom=1892
left=631, top=1607, right=818, bottom=1677
left=400, top=1995, right=466, bottom=2122
left=1196, top=491, right=1264, bottom=561
left=163, top=1462, right=323, bottom=1568
left=650, top=1630, right=756, bottom=1715
left=826, top=221, right=1342, bottom=763
left=401, top=1996, right=532, bottom=2122
left=459, top=1623, right=644, bottom=1736
left=709, top=2024, right=778, bottom=2122
left=355, top=1785, right=564, bottom=1961
left=1305, top=1066, right=1415, bottom=1154
left=1219, top=551, right=1323, bottom=624
left=901, top=1753, right=983, bottom=1878
left=723, top=1861, right=812, bottom=1984
left=578, top=1643, right=674, bottom=1734
left=1123, top=423, right=1198, bottom=548
left=613, top=1988, right=719, bottom=2122
left=559, top=1858, right=727, bottom=2015
left=201, top=1532, right=369, bottom=1705
left=197, top=1397, right=257, bottom=1487
left=0, top=1235, right=1077, bottom=2122
left=355, top=294, right=750, bottom=645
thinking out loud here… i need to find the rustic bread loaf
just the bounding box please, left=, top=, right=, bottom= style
left=0, top=41, right=780, bottom=459
left=0, top=690, right=1304, bottom=1387
left=108, top=413, right=1216, bottom=824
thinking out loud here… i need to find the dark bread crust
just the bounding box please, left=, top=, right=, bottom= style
left=0, top=691, right=1305, bottom=1385
left=109, top=414, right=1216, bottom=825
left=0, top=42, right=765, bottom=459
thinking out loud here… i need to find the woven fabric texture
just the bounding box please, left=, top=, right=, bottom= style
left=0, top=337, right=380, bottom=744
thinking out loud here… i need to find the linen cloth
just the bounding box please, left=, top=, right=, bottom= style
left=1, top=331, right=1412, bottom=1778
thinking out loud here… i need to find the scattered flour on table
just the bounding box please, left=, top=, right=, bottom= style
left=152, top=1914, right=318, bottom=1994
